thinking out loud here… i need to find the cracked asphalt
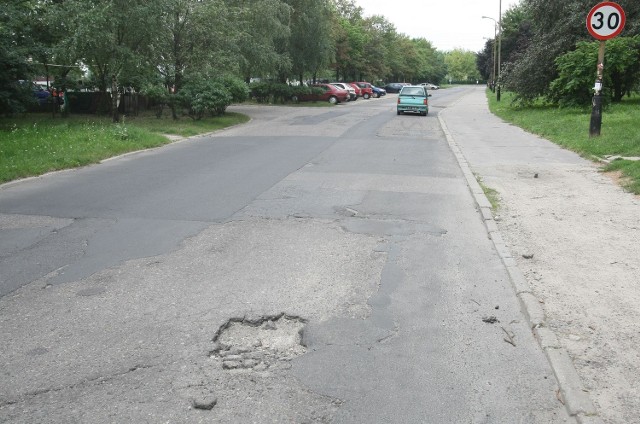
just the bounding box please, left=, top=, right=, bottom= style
left=1, top=89, right=571, bottom=422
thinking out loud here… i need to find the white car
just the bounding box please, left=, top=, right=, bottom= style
left=331, top=83, right=357, bottom=101
left=419, top=82, right=439, bottom=90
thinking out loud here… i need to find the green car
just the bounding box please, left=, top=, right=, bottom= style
left=396, top=85, right=431, bottom=116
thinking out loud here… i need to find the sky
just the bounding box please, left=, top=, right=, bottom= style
left=355, top=0, right=521, bottom=52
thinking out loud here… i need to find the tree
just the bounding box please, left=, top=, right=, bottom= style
left=58, top=0, right=158, bottom=122
left=549, top=36, right=640, bottom=106
left=149, top=0, right=237, bottom=118
left=334, top=16, right=368, bottom=81
left=478, top=4, right=532, bottom=86
left=0, top=1, right=36, bottom=114
left=411, top=38, right=446, bottom=84
left=503, top=0, right=640, bottom=103
left=287, top=0, right=334, bottom=83
left=232, top=0, right=292, bottom=83
left=477, top=39, right=495, bottom=83
left=445, top=49, right=480, bottom=83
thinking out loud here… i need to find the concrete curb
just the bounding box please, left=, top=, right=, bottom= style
left=437, top=112, right=603, bottom=424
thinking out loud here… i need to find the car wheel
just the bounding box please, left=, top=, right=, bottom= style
left=363, top=93, right=370, bottom=99
left=397, top=110, right=402, bottom=115
left=373, top=93, right=379, bottom=98
left=328, top=96, right=338, bottom=104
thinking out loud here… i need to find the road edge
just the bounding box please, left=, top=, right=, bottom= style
left=437, top=108, right=604, bottom=424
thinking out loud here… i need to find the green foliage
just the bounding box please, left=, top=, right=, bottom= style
left=549, top=36, right=640, bottom=107
left=503, top=0, right=640, bottom=104
left=0, top=1, right=38, bottom=114
left=141, top=84, right=170, bottom=118
left=177, top=77, right=233, bottom=120
left=235, top=0, right=293, bottom=82
left=288, top=0, right=334, bottom=82
left=249, top=82, right=273, bottom=104
left=444, top=49, right=481, bottom=83
left=219, top=76, right=250, bottom=103
left=249, top=82, right=310, bottom=104
left=5, top=0, right=477, bottom=118
left=289, top=85, right=313, bottom=103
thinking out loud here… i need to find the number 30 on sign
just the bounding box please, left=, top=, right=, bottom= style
left=587, top=2, right=626, bottom=40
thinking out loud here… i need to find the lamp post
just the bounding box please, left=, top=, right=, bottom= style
left=482, top=16, right=497, bottom=92
left=497, top=0, right=502, bottom=101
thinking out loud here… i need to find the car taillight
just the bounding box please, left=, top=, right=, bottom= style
left=423, top=99, right=428, bottom=105
left=397, top=98, right=401, bottom=104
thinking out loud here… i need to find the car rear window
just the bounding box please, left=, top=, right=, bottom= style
left=400, top=87, right=425, bottom=96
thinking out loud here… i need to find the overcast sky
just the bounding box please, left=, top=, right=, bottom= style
left=355, top=0, right=521, bottom=52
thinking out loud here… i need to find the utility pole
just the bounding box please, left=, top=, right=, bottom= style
left=497, top=0, right=502, bottom=101
left=482, top=16, right=498, bottom=92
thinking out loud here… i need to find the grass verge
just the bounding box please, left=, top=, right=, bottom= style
left=0, top=112, right=249, bottom=184
left=487, top=90, right=640, bottom=194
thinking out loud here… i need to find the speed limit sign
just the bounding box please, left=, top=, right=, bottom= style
left=587, top=2, right=626, bottom=40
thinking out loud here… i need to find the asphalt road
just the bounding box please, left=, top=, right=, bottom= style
left=0, top=88, right=571, bottom=422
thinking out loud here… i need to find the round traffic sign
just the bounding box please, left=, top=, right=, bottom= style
left=587, top=2, right=626, bottom=40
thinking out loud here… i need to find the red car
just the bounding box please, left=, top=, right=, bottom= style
left=295, top=84, right=349, bottom=104
left=349, top=83, right=362, bottom=99
left=350, top=82, right=374, bottom=99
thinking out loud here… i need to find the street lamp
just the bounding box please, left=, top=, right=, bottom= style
left=482, top=0, right=502, bottom=101
left=482, top=16, right=497, bottom=92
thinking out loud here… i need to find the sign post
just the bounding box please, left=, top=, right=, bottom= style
left=586, top=2, right=626, bottom=137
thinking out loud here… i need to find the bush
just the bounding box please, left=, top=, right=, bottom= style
left=290, top=85, right=312, bottom=103
left=271, top=83, right=292, bottom=104
left=250, top=82, right=271, bottom=103
left=249, top=82, right=296, bottom=104
left=549, top=36, right=640, bottom=107
left=178, top=78, right=232, bottom=120
left=220, top=76, right=250, bottom=103
left=141, top=84, right=170, bottom=118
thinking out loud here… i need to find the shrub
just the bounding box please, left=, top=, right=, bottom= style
left=141, top=84, right=170, bottom=118
left=249, top=82, right=295, bottom=104
left=220, top=76, right=250, bottom=103
left=178, top=79, right=232, bottom=120
left=548, top=36, right=640, bottom=107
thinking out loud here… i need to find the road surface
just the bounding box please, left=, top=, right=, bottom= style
left=0, top=88, right=571, bottom=422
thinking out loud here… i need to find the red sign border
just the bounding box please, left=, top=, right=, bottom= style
left=587, top=2, right=626, bottom=40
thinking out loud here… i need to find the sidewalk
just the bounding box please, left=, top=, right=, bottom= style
left=439, top=87, right=640, bottom=424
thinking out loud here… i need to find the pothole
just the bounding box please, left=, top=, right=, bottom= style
left=210, top=314, right=307, bottom=372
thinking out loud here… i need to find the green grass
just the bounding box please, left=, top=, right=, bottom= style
left=0, top=112, right=249, bottom=184
left=476, top=174, right=500, bottom=211
left=488, top=91, right=640, bottom=194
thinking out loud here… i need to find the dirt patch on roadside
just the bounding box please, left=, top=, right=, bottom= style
left=491, top=163, right=640, bottom=424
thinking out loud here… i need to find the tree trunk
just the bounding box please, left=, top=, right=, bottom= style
left=612, top=71, right=623, bottom=103
left=111, top=75, right=120, bottom=123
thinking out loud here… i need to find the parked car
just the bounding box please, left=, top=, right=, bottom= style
left=396, top=85, right=431, bottom=116
left=331, top=82, right=357, bottom=101
left=350, top=82, right=374, bottom=99
left=419, top=82, right=440, bottom=90
left=33, top=87, right=51, bottom=106
left=384, top=82, right=409, bottom=93
left=371, top=85, right=386, bottom=98
left=348, top=83, right=362, bottom=99
left=293, top=84, right=349, bottom=104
